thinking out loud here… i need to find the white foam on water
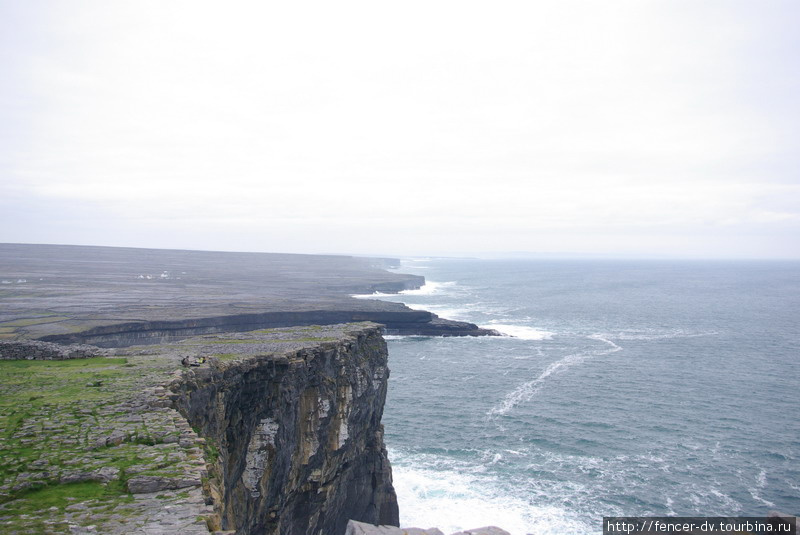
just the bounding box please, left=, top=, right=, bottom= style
left=399, top=280, right=457, bottom=296
left=351, top=291, right=399, bottom=299
left=488, top=335, right=621, bottom=416
left=748, top=469, right=775, bottom=508
left=352, top=281, right=455, bottom=300
left=487, top=323, right=555, bottom=340
left=403, top=302, right=472, bottom=322
left=389, top=451, right=592, bottom=535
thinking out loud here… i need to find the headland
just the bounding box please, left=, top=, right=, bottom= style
left=0, top=244, right=497, bottom=344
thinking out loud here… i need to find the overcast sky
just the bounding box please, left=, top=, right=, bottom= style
left=1, top=1, right=798, bottom=258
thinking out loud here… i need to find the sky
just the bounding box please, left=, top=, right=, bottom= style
left=1, top=0, right=798, bottom=258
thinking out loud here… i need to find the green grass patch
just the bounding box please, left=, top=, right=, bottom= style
left=202, top=339, right=264, bottom=344
left=268, top=337, right=338, bottom=343
left=0, top=480, right=130, bottom=517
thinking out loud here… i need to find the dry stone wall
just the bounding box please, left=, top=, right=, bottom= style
left=0, top=340, right=107, bottom=360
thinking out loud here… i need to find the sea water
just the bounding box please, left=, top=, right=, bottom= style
left=355, top=258, right=800, bottom=534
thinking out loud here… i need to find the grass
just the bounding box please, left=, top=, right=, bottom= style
left=0, top=357, right=134, bottom=491
left=0, top=480, right=128, bottom=511
left=0, top=480, right=133, bottom=534
left=0, top=357, right=129, bottom=407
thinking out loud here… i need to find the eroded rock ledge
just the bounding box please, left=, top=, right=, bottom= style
left=39, top=310, right=498, bottom=348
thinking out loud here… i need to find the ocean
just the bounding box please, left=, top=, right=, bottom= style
left=355, top=258, right=800, bottom=535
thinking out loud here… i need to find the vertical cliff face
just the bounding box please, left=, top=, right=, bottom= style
left=167, top=324, right=399, bottom=535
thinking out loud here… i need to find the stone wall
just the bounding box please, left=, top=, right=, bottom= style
left=0, top=340, right=107, bottom=360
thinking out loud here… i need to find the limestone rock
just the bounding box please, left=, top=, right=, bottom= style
left=126, top=475, right=201, bottom=494
left=346, top=521, right=509, bottom=535
left=450, top=528, right=511, bottom=535
left=346, top=520, right=445, bottom=535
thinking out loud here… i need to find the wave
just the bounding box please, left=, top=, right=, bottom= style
left=351, top=280, right=457, bottom=300
left=486, top=323, right=554, bottom=340
left=389, top=449, right=592, bottom=535
left=488, top=335, right=621, bottom=416
left=351, top=291, right=399, bottom=299
left=399, top=280, right=457, bottom=296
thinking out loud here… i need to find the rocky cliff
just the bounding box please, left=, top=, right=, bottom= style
left=166, top=323, right=399, bottom=534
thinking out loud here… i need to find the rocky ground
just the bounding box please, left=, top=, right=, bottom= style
left=0, top=244, right=421, bottom=340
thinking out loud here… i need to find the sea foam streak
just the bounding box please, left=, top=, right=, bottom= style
left=488, top=335, right=621, bottom=416
left=613, top=329, right=718, bottom=341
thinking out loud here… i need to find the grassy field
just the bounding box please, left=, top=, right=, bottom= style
left=0, top=354, right=205, bottom=533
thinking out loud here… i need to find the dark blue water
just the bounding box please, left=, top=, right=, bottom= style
left=355, top=259, right=800, bottom=534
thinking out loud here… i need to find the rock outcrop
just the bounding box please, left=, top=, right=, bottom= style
left=166, top=323, right=399, bottom=534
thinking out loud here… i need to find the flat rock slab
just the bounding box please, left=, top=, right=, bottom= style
left=346, top=520, right=511, bottom=535
left=451, top=528, right=511, bottom=535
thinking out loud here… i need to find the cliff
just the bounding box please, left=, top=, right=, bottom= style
left=166, top=324, right=399, bottom=534
left=0, top=323, right=399, bottom=535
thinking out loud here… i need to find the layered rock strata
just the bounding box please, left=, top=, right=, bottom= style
left=39, top=311, right=497, bottom=347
